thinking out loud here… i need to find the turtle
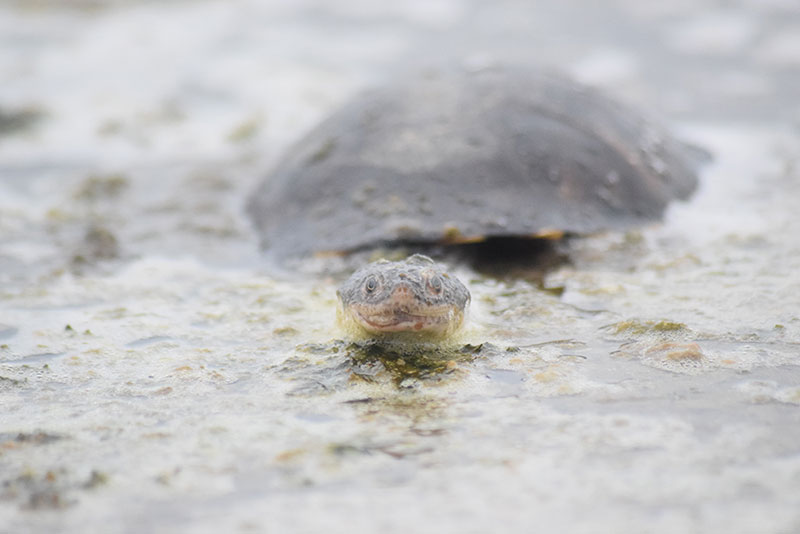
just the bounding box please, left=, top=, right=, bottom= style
left=337, top=254, right=470, bottom=339
left=248, top=64, right=703, bottom=261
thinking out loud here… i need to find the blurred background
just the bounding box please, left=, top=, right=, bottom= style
left=2, top=0, right=799, bottom=276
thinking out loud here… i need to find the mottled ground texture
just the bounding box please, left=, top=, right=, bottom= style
left=1, top=1, right=799, bottom=533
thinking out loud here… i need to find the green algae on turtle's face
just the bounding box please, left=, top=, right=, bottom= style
left=337, top=254, right=470, bottom=340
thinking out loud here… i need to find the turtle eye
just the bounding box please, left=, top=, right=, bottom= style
left=428, top=275, right=443, bottom=294
left=364, top=276, right=379, bottom=294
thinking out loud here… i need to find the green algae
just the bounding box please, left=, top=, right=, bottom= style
left=610, top=319, right=688, bottom=336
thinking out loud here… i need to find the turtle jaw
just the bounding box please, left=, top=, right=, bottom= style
left=346, top=303, right=464, bottom=337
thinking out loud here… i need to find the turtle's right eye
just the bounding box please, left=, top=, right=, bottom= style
left=427, top=274, right=443, bottom=295
left=365, top=276, right=378, bottom=293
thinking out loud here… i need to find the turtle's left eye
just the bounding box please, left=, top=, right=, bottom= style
left=365, top=276, right=379, bottom=294
left=427, top=275, right=443, bottom=294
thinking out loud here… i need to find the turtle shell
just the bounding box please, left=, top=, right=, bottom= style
left=249, top=66, right=701, bottom=258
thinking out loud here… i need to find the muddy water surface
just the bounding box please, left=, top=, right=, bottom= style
left=1, top=1, right=799, bottom=533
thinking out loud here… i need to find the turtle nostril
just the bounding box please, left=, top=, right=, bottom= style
left=392, top=286, right=411, bottom=297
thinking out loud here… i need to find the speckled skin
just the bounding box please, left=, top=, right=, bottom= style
left=337, top=254, right=470, bottom=338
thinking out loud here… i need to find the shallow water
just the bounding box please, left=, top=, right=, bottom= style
left=1, top=0, right=799, bottom=533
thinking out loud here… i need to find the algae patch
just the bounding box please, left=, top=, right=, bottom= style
left=0, top=467, right=108, bottom=511
left=645, top=342, right=704, bottom=362
left=282, top=340, right=500, bottom=393
left=608, top=319, right=688, bottom=336
left=0, top=107, right=43, bottom=136
left=73, top=174, right=129, bottom=203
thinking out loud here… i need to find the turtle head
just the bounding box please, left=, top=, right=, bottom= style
left=337, top=254, right=470, bottom=339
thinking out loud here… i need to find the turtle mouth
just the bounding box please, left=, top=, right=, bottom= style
left=348, top=305, right=462, bottom=335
